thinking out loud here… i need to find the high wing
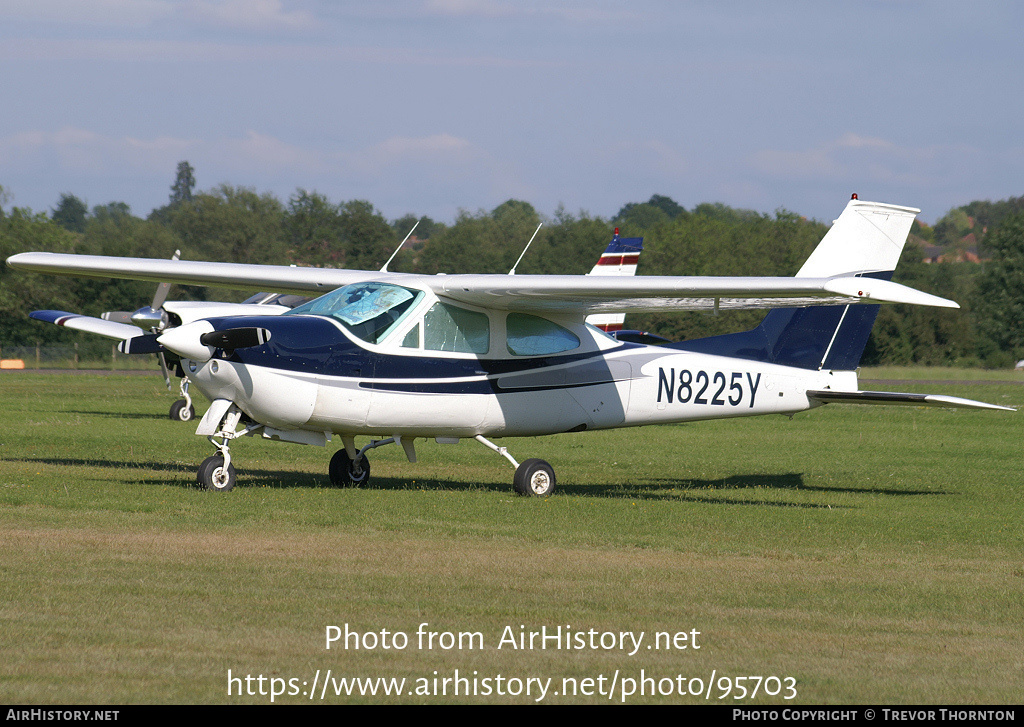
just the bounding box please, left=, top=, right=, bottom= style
left=6, top=254, right=956, bottom=314
left=431, top=273, right=955, bottom=311
left=4, top=199, right=958, bottom=313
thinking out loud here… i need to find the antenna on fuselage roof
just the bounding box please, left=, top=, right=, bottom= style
left=509, top=223, right=543, bottom=275
left=380, top=219, right=420, bottom=273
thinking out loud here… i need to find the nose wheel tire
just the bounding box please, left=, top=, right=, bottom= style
left=170, top=399, right=196, bottom=422
left=329, top=449, right=371, bottom=487
left=197, top=455, right=236, bottom=491
left=513, top=458, right=555, bottom=497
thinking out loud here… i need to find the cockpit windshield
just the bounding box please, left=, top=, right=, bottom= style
left=284, top=282, right=424, bottom=344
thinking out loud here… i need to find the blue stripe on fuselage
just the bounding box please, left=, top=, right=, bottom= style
left=206, top=314, right=639, bottom=389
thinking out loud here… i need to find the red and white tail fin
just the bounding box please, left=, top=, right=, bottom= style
left=585, top=228, right=643, bottom=332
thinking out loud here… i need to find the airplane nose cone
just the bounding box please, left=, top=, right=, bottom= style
left=158, top=320, right=216, bottom=362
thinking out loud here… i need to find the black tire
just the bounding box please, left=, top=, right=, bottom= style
left=513, top=458, right=555, bottom=497
left=197, top=455, right=235, bottom=492
left=329, top=449, right=370, bottom=487
left=169, top=399, right=195, bottom=422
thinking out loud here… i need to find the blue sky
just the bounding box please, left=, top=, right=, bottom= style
left=2, top=0, right=1022, bottom=225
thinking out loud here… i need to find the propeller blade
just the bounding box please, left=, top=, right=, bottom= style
left=102, top=311, right=134, bottom=324
left=158, top=352, right=172, bottom=391
left=150, top=249, right=180, bottom=312
left=199, top=327, right=272, bottom=350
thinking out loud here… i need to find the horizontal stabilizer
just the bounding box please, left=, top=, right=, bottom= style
left=29, top=310, right=144, bottom=341
left=807, top=389, right=1014, bottom=411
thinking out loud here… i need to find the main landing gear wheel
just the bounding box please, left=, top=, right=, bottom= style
left=197, top=455, right=236, bottom=492
left=169, top=399, right=196, bottom=422
left=513, top=458, right=555, bottom=497
left=329, top=449, right=370, bottom=487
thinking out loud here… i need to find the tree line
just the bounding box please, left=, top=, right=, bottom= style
left=2, top=163, right=1023, bottom=367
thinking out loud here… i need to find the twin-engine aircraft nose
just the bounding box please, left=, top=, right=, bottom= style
left=157, top=321, right=272, bottom=362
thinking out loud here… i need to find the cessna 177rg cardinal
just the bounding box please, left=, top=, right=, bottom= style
left=6, top=196, right=1011, bottom=495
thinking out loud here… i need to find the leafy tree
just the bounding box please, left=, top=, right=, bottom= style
left=911, top=219, right=935, bottom=243
left=627, top=207, right=825, bottom=341
left=616, top=194, right=686, bottom=222
left=334, top=199, right=398, bottom=271
left=691, top=202, right=763, bottom=224
left=515, top=208, right=612, bottom=276
left=0, top=207, right=78, bottom=347
left=615, top=203, right=670, bottom=233
left=933, top=207, right=973, bottom=248
left=417, top=200, right=543, bottom=275
left=973, top=212, right=1024, bottom=365
left=284, top=191, right=398, bottom=270
left=170, top=161, right=196, bottom=205
left=51, top=193, right=88, bottom=233
left=647, top=194, right=686, bottom=220
left=862, top=242, right=981, bottom=366
left=73, top=208, right=186, bottom=314
left=149, top=184, right=290, bottom=304
left=286, top=190, right=342, bottom=265
left=392, top=213, right=444, bottom=241
left=91, top=202, right=132, bottom=221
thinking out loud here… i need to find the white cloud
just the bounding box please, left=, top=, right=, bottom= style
left=0, top=126, right=197, bottom=174
left=425, top=0, right=511, bottom=17
left=0, top=0, right=316, bottom=32
left=748, top=133, right=965, bottom=187
left=355, top=133, right=479, bottom=169
left=0, top=0, right=173, bottom=26
left=213, top=130, right=328, bottom=175
left=180, top=0, right=315, bottom=31
left=422, top=0, right=636, bottom=22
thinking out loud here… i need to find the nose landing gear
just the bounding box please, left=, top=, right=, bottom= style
left=169, top=377, right=196, bottom=422
left=196, top=401, right=261, bottom=492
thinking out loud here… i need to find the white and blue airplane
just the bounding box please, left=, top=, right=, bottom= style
left=6, top=196, right=1011, bottom=495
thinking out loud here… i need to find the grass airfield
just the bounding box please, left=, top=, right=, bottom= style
left=1, top=369, right=1021, bottom=704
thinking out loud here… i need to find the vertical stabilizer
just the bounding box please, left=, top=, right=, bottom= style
left=797, top=198, right=919, bottom=278
left=585, top=229, right=644, bottom=332
left=668, top=197, right=920, bottom=371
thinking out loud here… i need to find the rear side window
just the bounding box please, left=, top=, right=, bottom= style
left=423, top=302, right=490, bottom=354
left=506, top=313, right=580, bottom=356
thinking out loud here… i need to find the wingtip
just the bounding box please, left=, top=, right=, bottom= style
left=824, top=277, right=960, bottom=308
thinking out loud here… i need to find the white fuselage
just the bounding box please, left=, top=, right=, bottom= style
left=183, top=340, right=848, bottom=442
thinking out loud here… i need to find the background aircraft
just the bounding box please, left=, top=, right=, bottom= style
left=8, top=197, right=1011, bottom=495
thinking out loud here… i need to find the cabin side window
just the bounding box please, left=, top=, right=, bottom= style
left=423, top=302, right=490, bottom=354
left=401, top=323, right=421, bottom=348
left=506, top=313, right=580, bottom=356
